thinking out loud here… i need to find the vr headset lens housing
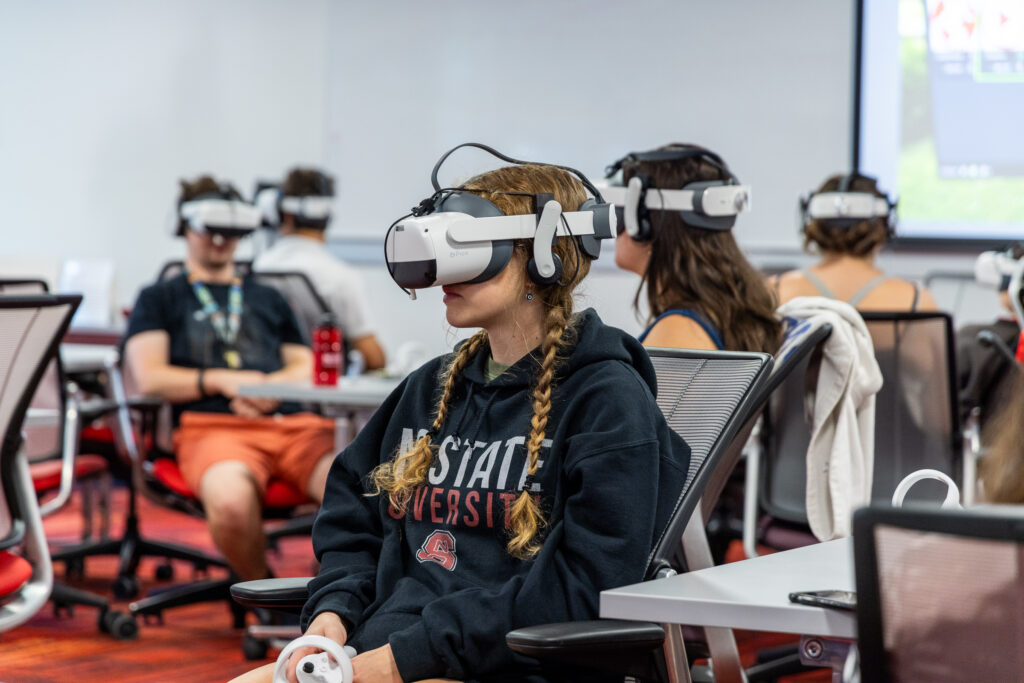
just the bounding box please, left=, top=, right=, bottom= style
left=179, top=198, right=261, bottom=238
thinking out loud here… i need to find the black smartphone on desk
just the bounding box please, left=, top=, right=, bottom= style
left=788, top=589, right=857, bottom=611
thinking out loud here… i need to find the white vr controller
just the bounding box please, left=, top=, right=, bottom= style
left=272, top=635, right=356, bottom=683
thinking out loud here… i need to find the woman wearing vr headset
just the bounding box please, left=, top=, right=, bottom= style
left=232, top=152, right=689, bottom=683
left=773, top=173, right=937, bottom=311
left=609, top=143, right=781, bottom=354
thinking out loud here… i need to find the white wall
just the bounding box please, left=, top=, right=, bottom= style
left=0, top=1, right=996, bottom=358
left=0, top=0, right=329, bottom=308
left=323, top=0, right=857, bottom=251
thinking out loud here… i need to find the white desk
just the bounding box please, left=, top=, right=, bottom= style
left=237, top=377, right=400, bottom=409
left=601, top=538, right=856, bottom=639
left=239, top=377, right=400, bottom=451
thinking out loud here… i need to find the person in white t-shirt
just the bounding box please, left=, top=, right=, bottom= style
left=254, top=168, right=386, bottom=371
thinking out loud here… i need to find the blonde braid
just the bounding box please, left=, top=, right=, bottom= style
left=370, top=331, right=488, bottom=512
left=507, top=303, right=571, bottom=558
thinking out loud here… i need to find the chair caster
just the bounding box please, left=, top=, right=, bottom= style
left=155, top=562, right=174, bottom=581
left=99, top=609, right=139, bottom=640
left=112, top=575, right=140, bottom=600
left=53, top=601, right=75, bottom=618
left=65, top=557, right=86, bottom=581
left=243, top=634, right=269, bottom=661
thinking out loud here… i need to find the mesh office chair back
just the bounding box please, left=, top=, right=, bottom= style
left=854, top=506, right=1024, bottom=683
left=645, top=348, right=773, bottom=576
left=249, top=271, right=331, bottom=345
left=0, top=295, right=81, bottom=632
left=156, top=262, right=330, bottom=345
left=762, top=312, right=960, bottom=527
left=863, top=312, right=960, bottom=503
left=156, top=260, right=253, bottom=282
left=0, top=280, right=60, bottom=461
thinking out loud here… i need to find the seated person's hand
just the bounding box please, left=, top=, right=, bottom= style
left=228, top=396, right=281, bottom=418
left=205, top=369, right=266, bottom=399
left=285, top=612, right=348, bottom=683
left=352, top=644, right=401, bottom=683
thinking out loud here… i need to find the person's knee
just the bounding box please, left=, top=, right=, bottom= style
left=199, top=462, right=262, bottom=535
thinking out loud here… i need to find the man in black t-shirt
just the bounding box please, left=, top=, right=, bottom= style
left=124, top=176, right=336, bottom=582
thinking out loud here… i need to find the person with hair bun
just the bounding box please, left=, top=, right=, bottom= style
left=254, top=167, right=387, bottom=371
left=232, top=159, right=690, bottom=683
left=610, top=143, right=782, bottom=354
left=773, top=173, right=938, bottom=312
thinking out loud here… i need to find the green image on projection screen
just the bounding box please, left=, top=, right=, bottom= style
left=859, top=0, right=1024, bottom=243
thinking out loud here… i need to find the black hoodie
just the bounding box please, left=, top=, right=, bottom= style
left=302, top=309, right=691, bottom=682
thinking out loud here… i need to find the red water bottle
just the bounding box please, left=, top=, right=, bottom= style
left=313, top=313, right=343, bottom=386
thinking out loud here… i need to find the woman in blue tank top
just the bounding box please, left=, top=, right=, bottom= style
left=606, top=144, right=781, bottom=354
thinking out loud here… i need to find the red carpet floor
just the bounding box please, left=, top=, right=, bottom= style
left=0, top=487, right=827, bottom=682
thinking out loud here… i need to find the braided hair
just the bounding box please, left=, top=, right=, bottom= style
left=370, top=164, right=589, bottom=558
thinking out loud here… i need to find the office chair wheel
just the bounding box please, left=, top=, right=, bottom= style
left=53, top=601, right=75, bottom=618
left=64, top=557, right=86, bottom=581
left=155, top=562, right=174, bottom=581
left=112, top=575, right=140, bottom=600
left=243, top=634, right=269, bottom=661
left=99, top=609, right=139, bottom=640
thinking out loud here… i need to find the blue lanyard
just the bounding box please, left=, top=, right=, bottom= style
left=186, top=271, right=243, bottom=347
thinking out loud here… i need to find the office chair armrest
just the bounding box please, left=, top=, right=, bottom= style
left=230, top=577, right=311, bottom=612
left=506, top=620, right=665, bottom=678
left=76, top=396, right=161, bottom=422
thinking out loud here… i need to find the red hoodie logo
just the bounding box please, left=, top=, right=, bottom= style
left=416, top=530, right=458, bottom=571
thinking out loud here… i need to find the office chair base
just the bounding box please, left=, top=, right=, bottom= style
left=50, top=582, right=139, bottom=640
left=129, top=576, right=248, bottom=628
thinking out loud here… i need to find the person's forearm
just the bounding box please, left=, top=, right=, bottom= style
left=354, top=335, right=387, bottom=371
left=266, top=358, right=311, bottom=384
left=134, top=365, right=206, bottom=403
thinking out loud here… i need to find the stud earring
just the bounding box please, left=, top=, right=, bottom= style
left=525, top=291, right=534, bottom=301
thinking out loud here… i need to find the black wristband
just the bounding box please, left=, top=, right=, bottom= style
left=197, top=368, right=208, bottom=398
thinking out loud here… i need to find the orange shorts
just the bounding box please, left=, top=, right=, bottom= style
left=174, top=412, right=336, bottom=496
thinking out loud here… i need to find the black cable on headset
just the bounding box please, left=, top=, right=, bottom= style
left=430, top=142, right=606, bottom=202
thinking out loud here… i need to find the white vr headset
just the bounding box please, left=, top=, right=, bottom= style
left=975, top=248, right=1024, bottom=291
left=386, top=192, right=614, bottom=291
left=803, top=192, right=892, bottom=222
left=600, top=177, right=751, bottom=238
left=385, top=143, right=616, bottom=296
left=255, top=187, right=334, bottom=227
left=177, top=198, right=261, bottom=238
